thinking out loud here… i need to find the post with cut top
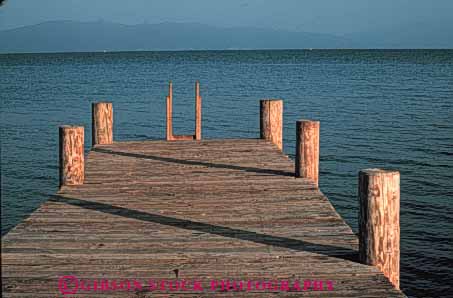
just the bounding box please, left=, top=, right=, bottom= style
left=195, top=80, right=202, bottom=140
left=359, top=169, right=400, bottom=290
left=59, top=126, right=84, bottom=187
left=260, top=99, right=283, bottom=150
left=92, top=102, right=113, bottom=146
left=295, top=120, right=320, bottom=186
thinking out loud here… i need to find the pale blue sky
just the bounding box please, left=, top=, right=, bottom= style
left=1, top=0, right=452, bottom=35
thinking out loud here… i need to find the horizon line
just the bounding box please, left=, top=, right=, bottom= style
left=2, top=48, right=453, bottom=55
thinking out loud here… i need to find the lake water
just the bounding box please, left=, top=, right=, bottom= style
left=1, top=50, right=452, bottom=298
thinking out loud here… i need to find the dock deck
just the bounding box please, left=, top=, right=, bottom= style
left=2, top=139, right=406, bottom=297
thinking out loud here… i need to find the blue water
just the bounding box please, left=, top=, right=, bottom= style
left=1, top=50, right=452, bottom=298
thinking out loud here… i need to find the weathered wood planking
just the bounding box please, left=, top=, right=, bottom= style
left=2, top=139, right=406, bottom=297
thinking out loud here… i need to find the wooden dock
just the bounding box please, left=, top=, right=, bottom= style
left=2, top=139, right=405, bottom=297
left=2, top=91, right=405, bottom=297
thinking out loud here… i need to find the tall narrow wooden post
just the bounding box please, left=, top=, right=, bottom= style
left=92, top=102, right=113, bottom=146
left=260, top=99, right=283, bottom=150
left=166, top=81, right=173, bottom=141
left=295, top=120, right=320, bottom=186
left=59, top=126, right=84, bottom=187
left=359, top=169, right=400, bottom=289
left=195, top=81, right=202, bottom=140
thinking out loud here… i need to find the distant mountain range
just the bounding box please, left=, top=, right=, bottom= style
left=0, top=20, right=452, bottom=53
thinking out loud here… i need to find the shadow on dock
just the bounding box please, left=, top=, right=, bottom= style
left=92, top=147, right=295, bottom=177
left=49, top=194, right=358, bottom=262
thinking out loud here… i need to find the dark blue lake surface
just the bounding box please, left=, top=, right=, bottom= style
left=1, top=50, right=452, bottom=297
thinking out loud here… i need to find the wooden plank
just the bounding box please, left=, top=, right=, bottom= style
left=172, top=135, right=196, bottom=141
left=1, top=139, right=406, bottom=298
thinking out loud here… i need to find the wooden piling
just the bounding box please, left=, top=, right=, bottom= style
left=359, top=169, right=400, bottom=289
left=295, top=120, right=320, bottom=186
left=166, top=81, right=173, bottom=141
left=59, top=126, right=84, bottom=187
left=260, top=99, right=283, bottom=150
left=195, top=81, right=202, bottom=140
left=92, top=102, right=113, bottom=146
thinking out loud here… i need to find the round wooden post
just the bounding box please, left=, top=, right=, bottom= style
left=92, top=102, right=113, bottom=146
left=295, top=120, right=320, bottom=186
left=359, top=169, right=400, bottom=289
left=260, top=99, right=283, bottom=150
left=59, top=126, right=84, bottom=187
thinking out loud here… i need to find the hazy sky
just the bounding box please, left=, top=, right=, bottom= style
left=1, top=0, right=452, bottom=35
